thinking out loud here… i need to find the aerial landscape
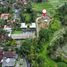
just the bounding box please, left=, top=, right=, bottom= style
left=0, top=0, right=67, bottom=67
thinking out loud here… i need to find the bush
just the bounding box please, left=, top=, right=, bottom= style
left=23, top=13, right=31, bottom=24
left=49, top=19, right=61, bottom=31
left=39, top=29, right=52, bottom=42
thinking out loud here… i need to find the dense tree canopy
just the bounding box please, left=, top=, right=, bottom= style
left=56, top=3, right=67, bottom=26
left=39, top=29, right=52, bottom=42
left=48, top=27, right=67, bottom=62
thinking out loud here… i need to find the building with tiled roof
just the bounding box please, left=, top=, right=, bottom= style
left=2, top=51, right=16, bottom=67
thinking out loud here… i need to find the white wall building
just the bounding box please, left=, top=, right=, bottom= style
left=20, top=23, right=36, bottom=28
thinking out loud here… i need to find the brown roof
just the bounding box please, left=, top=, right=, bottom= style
left=3, top=51, right=16, bottom=58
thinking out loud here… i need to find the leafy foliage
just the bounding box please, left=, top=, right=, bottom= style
left=48, top=27, right=67, bottom=62
left=39, top=29, right=52, bottom=42
left=23, top=13, right=31, bottom=24
left=49, top=19, right=61, bottom=31
left=56, top=3, right=67, bottom=26
left=57, top=62, right=67, bottom=67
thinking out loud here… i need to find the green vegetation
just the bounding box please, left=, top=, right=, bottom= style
left=23, top=13, right=31, bottom=24
left=49, top=19, right=61, bottom=31
left=32, top=2, right=53, bottom=12
left=12, top=30, right=22, bottom=34
left=56, top=3, right=67, bottom=26
left=57, top=62, right=67, bottom=67
left=0, top=0, right=67, bottom=67
left=20, top=1, right=36, bottom=24
left=28, top=1, right=67, bottom=67
left=6, top=0, right=16, bottom=4
left=32, top=2, right=55, bottom=17
left=0, top=5, right=13, bottom=13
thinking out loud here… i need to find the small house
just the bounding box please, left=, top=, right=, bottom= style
left=2, top=51, right=16, bottom=67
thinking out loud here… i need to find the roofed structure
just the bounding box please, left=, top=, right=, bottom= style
left=11, top=32, right=36, bottom=39
left=2, top=51, right=16, bottom=67
left=3, top=51, right=16, bottom=58
left=0, top=13, right=10, bottom=20
left=20, top=23, right=27, bottom=28
left=20, top=23, right=36, bottom=28
left=11, top=23, right=36, bottom=39
left=30, top=23, right=36, bottom=28
left=2, top=58, right=16, bottom=67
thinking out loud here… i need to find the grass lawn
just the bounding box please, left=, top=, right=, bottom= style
left=32, top=2, right=56, bottom=17
left=12, top=30, right=22, bottom=34
left=32, top=2, right=53, bottom=12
